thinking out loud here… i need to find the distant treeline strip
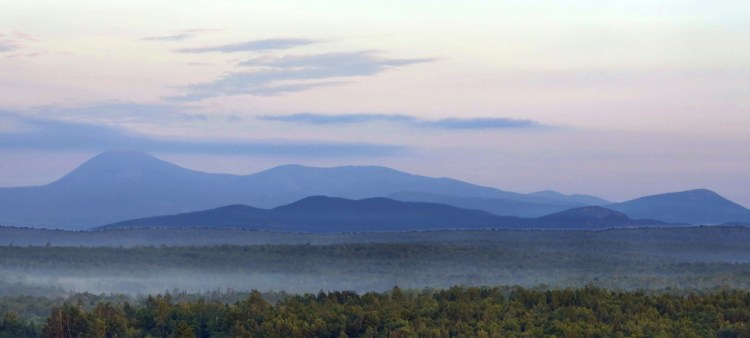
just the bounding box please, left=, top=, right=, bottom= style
left=3, top=237, right=750, bottom=294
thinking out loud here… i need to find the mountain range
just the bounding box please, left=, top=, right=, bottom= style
left=0, top=150, right=748, bottom=229
left=98, top=196, right=667, bottom=232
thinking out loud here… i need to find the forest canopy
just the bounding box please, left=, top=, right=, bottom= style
left=3, top=286, right=750, bottom=337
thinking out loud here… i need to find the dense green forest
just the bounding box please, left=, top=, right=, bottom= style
left=3, top=286, right=750, bottom=337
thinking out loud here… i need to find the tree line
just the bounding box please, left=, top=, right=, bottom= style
left=3, top=241, right=750, bottom=296
left=3, top=285, right=750, bottom=337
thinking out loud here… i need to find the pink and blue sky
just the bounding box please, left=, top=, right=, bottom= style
left=1, top=1, right=749, bottom=204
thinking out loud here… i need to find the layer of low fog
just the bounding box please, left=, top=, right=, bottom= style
left=2, top=227, right=750, bottom=296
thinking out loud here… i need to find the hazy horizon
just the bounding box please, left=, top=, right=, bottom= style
left=2, top=1, right=748, bottom=205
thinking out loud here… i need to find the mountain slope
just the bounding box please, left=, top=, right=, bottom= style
left=240, top=164, right=548, bottom=207
left=101, top=204, right=271, bottom=229
left=535, top=206, right=668, bottom=228
left=0, top=151, right=246, bottom=229
left=608, top=189, right=750, bottom=224
left=102, top=196, right=524, bottom=232
left=99, top=196, right=664, bottom=232
left=0, top=151, right=609, bottom=229
left=388, top=192, right=582, bottom=217
left=6, top=151, right=740, bottom=229
left=528, top=190, right=610, bottom=206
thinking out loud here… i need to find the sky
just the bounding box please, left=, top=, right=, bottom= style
left=1, top=1, right=749, bottom=205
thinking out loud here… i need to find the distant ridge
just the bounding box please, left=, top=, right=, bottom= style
left=0, top=150, right=608, bottom=229
left=100, top=196, right=520, bottom=232
left=535, top=206, right=666, bottom=228
left=608, top=189, right=750, bottom=224
left=387, top=192, right=586, bottom=218
left=0, top=151, right=746, bottom=229
left=528, top=190, right=610, bottom=206
left=98, top=196, right=666, bottom=232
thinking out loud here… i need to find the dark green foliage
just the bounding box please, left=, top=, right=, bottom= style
left=4, top=286, right=750, bottom=337
left=0, top=312, right=38, bottom=338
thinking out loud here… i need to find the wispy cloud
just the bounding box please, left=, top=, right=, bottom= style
left=239, top=51, right=433, bottom=72
left=175, top=38, right=318, bottom=53
left=1, top=31, right=44, bottom=58
left=171, top=51, right=434, bottom=100
left=0, top=40, right=20, bottom=52
left=259, top=113, right=416, bottom=124
left=423, top=117, right=539, bottom=129
left=0, top=32, right=31, bottom=53
left=258, top=113, right=542, bottom=130
left=141, top=29, right=223, bottom=42
left=142, top=33, right=193, bottom=42
left=0, top=113, right=404, bottom=157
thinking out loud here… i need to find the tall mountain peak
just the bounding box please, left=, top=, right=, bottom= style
left=65, top=149, right=166, bottom=171
left=50, top=150, right=187, bottom=187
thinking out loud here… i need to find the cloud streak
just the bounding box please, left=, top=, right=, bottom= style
left=141, top=29, right=223, bottom=42
left=142, top=33, right=193, bottom=42
left=171, top=51, right=434, bottom=100
left=423, top=117, right=539, bottom=129
left=0, top=32, right=27, bottom=53
left=0, top=31, right=42, bottom=58
left=259, top=113, right=416, bottom=124
left=0, top=40, right=19, bottom=52
left=175, top=38, right=318, bottom=53
left=0, top=113, right=404, bottom=157
left=258, top=113, right=542, bottom=130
